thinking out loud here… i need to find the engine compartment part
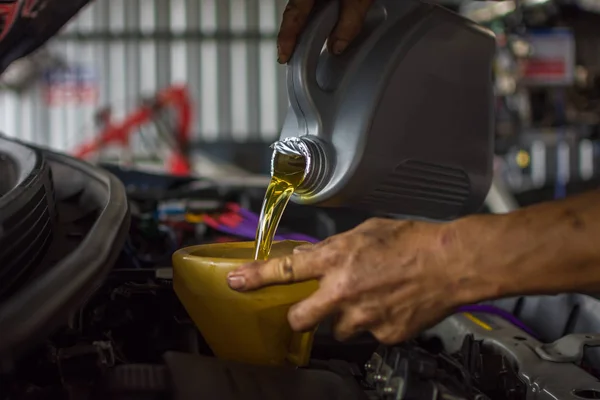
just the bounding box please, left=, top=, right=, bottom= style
left=364, top=341, right=496, bottom=400
left=0, top=135, right=130, bottom=365
left=161, top=352, right=367, bottom=400
left=424, top=312, right=600, bottom=400
left=0, top=135, right=56, bottom=300
left=491, top=293, right=600, bottom=368
left=3, top=260, right=600, bottom=400
left=1, top=146, right=599, bottom=400
left=0, top=0, right=92, bottom=74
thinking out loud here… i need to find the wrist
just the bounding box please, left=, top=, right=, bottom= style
left=448, top=212, right=518, bottom=305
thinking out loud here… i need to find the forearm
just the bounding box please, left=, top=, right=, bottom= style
left=458, top=189, right=600, bottom=302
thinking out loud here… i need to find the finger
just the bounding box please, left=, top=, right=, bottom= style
left=288, top=286, right=341, bottom=332
left=332, top=307, right=379, bottom=341
left=277, top=0, right=316, bottom=63
left=329, top=0, right=374, bottom=55
left=227, top=249, right=327, bottom=291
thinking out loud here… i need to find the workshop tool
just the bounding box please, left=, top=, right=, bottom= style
left=274, top=0, right=497, bottom=220
left=74, top=85, right=193, bottom=176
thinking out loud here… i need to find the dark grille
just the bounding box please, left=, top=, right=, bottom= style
left=358, top=160, right=471, bottom=218
left=0, top=191, right=49, bottom=269
left=0, top=151, right=55, bottom=299
left=0, top=216, right=53, bottom=300
left=3, top=184, right=45, bottom=229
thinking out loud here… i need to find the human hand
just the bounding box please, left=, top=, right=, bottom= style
left=277, top=0, right=374, bottom=64
left=227, top=218, right=485, bottom=344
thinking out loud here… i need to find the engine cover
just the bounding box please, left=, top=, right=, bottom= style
left=406, top=312, right=600, bottom=400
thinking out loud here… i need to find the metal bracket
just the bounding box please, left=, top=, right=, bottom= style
left=535, top=334, right=600, bottom=363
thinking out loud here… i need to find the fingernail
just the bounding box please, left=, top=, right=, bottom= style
left=277, top=45, right=285, bottom=64
left=227, top=274, right=246, bottom=290
left=332, top=40, right=348, bottom=55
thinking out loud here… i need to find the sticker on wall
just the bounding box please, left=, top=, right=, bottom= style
left=520, top=29, right=575, bottom=87
left=42, top=65, right=99, bottom=107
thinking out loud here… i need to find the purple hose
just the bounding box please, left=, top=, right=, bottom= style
left=209, top=222, right=255, bottom=240
left=234, top=207, right=320, bottom=243
left=236, top=220, right=319, bottom=243
left=457, top=304, right=537, bottom=337
left=210, top=212, right=320, bottom=244
left=237, top=207, right=260, bottom=222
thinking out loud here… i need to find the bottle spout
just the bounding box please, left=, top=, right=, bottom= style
left=270, top=136, right=332, bottom=196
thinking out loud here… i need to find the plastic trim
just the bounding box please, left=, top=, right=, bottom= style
left=0, top=139, right=130, bottom=364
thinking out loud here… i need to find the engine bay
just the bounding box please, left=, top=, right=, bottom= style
left=3, top=271, right=600, bottom=400
left=0, top=141, right=599, bottom=400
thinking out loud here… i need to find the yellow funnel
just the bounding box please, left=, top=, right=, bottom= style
left=172, top=241, right=318, bottom=366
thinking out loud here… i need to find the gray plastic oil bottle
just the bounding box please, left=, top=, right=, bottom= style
left=273, top=0, right=497, bottom=220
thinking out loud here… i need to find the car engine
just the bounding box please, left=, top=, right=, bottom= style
left=2, top=136, right=600, bottom=400
left=4, top=279, right=600, bottom=400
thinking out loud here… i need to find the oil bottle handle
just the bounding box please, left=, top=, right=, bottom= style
left=285, top=0, right=340, bottom=139
left=285, top=1, right=390, bottom=139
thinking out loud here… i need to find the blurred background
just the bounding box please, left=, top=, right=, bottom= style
left=1, top=0, right=600, bottom=203
left=0, top=0, right=289, bottom=174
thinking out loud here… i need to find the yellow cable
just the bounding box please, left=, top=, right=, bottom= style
left=463, top=312, right=493, bottom=331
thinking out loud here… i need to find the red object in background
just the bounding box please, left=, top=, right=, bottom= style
left=0, top=2, right=19, bottom=42
left=22, top=0, right=44, bottom=18
left=520, top=30, right=574, bottom=86
left=74, top=85, right=193, bottom=176
left=522, top=58, right=567, bottom=78
left=0, top=0, right=45, bottom=41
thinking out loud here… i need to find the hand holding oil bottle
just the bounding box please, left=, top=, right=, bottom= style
left=253, top=0, right=378, bottom=262
left=228, top=0, right=467, bottom=346
left=226, top=0, right=600, bottom=354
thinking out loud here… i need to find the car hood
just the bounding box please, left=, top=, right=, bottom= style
left=0, top=0, right=90, bottom=75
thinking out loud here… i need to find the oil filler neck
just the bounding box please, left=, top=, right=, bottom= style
left=270, top=136, right=330, bottom=196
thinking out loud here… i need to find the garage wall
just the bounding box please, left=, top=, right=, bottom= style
left=0, top=0, right=288, bottom=153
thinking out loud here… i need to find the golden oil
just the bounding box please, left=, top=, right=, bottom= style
left=253, top=151, right=306, bottom=260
